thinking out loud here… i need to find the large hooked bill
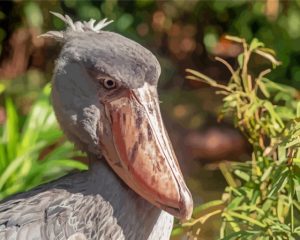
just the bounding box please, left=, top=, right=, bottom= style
left=101, top=82, right=193, bottom=220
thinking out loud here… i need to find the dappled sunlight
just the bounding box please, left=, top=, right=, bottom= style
left=0, top=1, right=299, bottom=239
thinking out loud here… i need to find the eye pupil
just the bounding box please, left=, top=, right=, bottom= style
left=104, top=79, right=116, bottom=89
left=107, top=80, right=114, bottom=86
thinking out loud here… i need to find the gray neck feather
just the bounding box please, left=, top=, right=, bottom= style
left=84, top=158, right=174, bottom=239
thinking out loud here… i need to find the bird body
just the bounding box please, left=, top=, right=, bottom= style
left=0, top=13, right=192, bottom=240
left=0, top=160, right=173, bottom=240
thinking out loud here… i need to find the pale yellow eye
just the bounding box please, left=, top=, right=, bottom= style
left=103, top=78, right=116, bottom=89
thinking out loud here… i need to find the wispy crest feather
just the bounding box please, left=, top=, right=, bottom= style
left=40, top=11, right=113, bottom=41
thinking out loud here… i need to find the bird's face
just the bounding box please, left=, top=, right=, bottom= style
left=52, top=31, right=193, bottom=220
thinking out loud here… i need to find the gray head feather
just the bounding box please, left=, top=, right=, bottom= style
left=48, top=12, right=161, bottom=156
left=40, top=12, right=113, bottom=41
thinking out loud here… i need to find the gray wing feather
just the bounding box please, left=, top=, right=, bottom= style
left=0, top=172, right=124, bottom=240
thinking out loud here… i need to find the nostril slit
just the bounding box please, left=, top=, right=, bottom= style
left=164, top=205, right=180, bottom=212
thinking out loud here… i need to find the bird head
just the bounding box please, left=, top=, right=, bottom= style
left=42, top=12, right=193, bottom=220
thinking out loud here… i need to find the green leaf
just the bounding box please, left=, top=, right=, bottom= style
left=249, top=38, right=264, bottom=52
left=186, top=69, right=217, bottom=85
left=193, top=200, right=224, bottom=218
left=222, top=212, right=241, bottom=232
left=285, top=137, right=300, bottom=149
left=297, top=102, right=300, bottom=118
left=219, top=163, right=237, bottom=188
left=237, top=53, right=244, bottom=68
left=294, top=174, right=300, bottom=202
left=257, top=80, right=270, bottom=98
left=0, top=83, right=5, bottom=94
left=219, top=231, right=246, bottom=240
left=23, top=2, right=43, bottom=28
left=233, top=169, right=250, bottom=182
left=0, top=142, right=45, bottom=190
left=268, top=168, right=289, bottom=197
left=261, top=166, right=273, bottom=182
left=227, top=210, right=267, bottom=228
left=4, top=98, right=19, bottom=161
left=43, top=159, right=87, bottom=171
left=220, top=230, right=258, bottom=240
left=254, top=49, right=281, bottom=68
left=227, top=196, right=243, bottom=209
left=171, top=227, right=184, bottom=237
left=225, top=35, right=244, bottom=43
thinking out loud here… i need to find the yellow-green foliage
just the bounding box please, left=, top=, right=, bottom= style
left=0, top=85, right=87, bottom=200
left=176, top=37, right=300, bottom=239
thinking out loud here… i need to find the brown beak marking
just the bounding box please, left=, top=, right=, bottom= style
left=101, top=83, right=193, bottom=220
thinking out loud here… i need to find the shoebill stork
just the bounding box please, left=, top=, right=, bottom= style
left=0, top=13, right=193, bottom=240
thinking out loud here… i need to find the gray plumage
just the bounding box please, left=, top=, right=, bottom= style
left=0, top=160, right=173, bottom=240
left=51, top=30, right=160, bottom=156
left=57, top=30, right=161, bottom=87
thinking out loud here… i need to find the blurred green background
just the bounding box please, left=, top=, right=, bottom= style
left=0, top=0, right=299, bottom=239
